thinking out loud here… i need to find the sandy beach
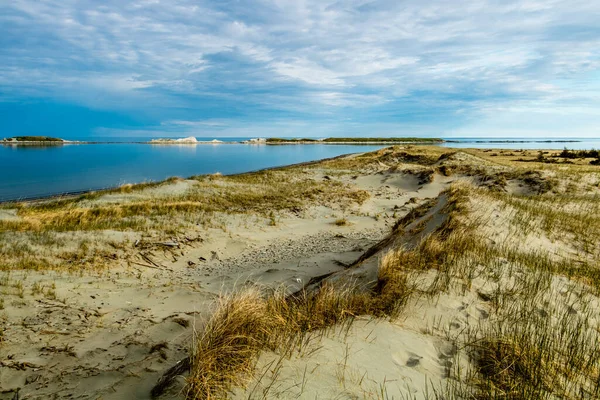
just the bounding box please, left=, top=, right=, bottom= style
left=1, top=146, right=599, bottom=399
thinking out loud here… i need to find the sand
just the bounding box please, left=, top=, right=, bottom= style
left=1, top=147, right=599, bottom=399
left=0, top=153, right=452, bottom=399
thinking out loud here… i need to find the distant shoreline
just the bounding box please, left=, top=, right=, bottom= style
left=1, top=142, right=594, bottom=204
left=2, top=136, right=447, bottom=145
left=1, top=136, right=586, bottom=146
left=445, top=139, right=581, bottom=143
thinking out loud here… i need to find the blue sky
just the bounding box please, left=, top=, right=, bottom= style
left=1, top=1, right=599, bottom=139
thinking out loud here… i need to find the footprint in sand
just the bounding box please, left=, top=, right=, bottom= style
left=406, top=353, right=423, bottom=367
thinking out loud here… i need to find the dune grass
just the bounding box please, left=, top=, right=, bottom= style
left=0, top=169, right=369, bottom=271
left=346, top=180, right=600, bottom=399
left=4, top=171, right=368, bottom=233
left=334, top=217, right=348, bottom=226
left=182, top=191, right=445, bottom=399
left=186, top=256, right=414, bottom=399
left=184, top=173, right=600, bottom=399
left=407, top=184, right=600, bottom=399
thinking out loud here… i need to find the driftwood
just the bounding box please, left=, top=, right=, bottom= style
left=129, top=260, right=161, bottom=270
left=134, top=239, right=180, bottom=249
left=0, top=360, right=41, bottom=370
left=140, top=252, right=164, bottom=268
left=151, top=356, right=191, bottom=398
left=157, top=241, right=179, bottom=247
left=39, top=329, right=71, bottom=335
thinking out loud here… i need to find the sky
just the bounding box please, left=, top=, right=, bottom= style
left=1, top=0, right=599, bottom=139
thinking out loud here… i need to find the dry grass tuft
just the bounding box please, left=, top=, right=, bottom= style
left=186, top=259, right=415, bottom=398
left=186, top=289, right=277, bottom=399
left=472, top=338, right=548, bottom=398
left=334, top=218, right=348, bottom=226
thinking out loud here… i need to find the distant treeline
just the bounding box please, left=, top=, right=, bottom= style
left=553, top=148, right=599, bottom=159
left=266, top=138, right=318, bottom=143
left=3, top=136, right=64, bottom=142
left=533, top=148, right=600, bottom=165
left=266, top=137, right=444, bottom=143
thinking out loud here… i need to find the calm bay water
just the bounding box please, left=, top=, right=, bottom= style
left=441, top=138, right=600, bottom=150
left=0, top=143, right=386, bottom=202
left=1, top=137, right=599, bottom=202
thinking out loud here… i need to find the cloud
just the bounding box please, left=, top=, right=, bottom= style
left=1, top=0, right=600, bottom=137
left=162, top=120, right=230, bottom=127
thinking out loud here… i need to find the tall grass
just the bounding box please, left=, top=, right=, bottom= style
left=387, top=183, right=600, bottom=400
left=185, top=178, right=600, bottom=399
left=186, top=260, right=415, bottom=398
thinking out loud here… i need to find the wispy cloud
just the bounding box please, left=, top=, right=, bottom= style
left=1, top=0, right=600, bottom=137
left=162, top=120, right=230, bottom=127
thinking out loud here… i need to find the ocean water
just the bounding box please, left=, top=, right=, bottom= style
left=441, top=138, right=600, bottom=150
left=1, top=138, right=598, bottom=202
left=0, top=143, right=386, bottom=202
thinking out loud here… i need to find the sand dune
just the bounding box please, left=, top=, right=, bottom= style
left=1, top=146, right=599, bottom=399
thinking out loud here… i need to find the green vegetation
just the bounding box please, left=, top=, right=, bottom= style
left=265, top=137, right=318, bottom=143
left=3, top=136, right=64, bottom=142
left=555, top=148, right=599, bottom=159
left=524, top=148, right=600, bottom=165
left=322, top=137, right=443, bottom=143
left=440, top=189, right=600, bottom=399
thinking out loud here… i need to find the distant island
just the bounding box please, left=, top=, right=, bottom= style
left=265, top=137, right=445, bottom=144
left=147, top=137, right=445, bottom=145
left=2, top=135, right=445, bottom=146
left=2, top=136, right=65, bottom=144
left=5, top=136, right=64, bottom=142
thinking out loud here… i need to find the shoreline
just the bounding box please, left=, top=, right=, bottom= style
left=1, top=137, right=586, bottom=146
left=0, top=141, right=596, bottom=207
left=1, top=139, right=446, bottom=146
left=0, top=151, right=361, bottom=205
left=2, top=144, right=597, bottom=204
